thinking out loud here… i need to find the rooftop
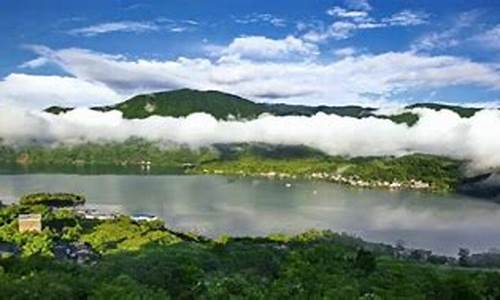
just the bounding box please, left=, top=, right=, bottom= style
left=18, top=213, right=42, bottom=220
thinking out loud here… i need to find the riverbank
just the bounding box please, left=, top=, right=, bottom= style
left=1, top=193, right=500, bottom=298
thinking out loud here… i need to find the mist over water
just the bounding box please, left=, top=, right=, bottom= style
left=1, top=104, right=500, bottom=170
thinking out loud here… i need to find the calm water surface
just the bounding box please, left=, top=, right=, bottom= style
left=1, top=173, right=499, bottom=255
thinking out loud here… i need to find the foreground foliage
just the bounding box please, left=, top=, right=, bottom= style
left=0, top=197, right=499, bottom=299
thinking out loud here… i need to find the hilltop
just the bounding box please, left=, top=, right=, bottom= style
left=45, top=88, right=377, bottom=120
left=44, top=89, right=492, bottom=127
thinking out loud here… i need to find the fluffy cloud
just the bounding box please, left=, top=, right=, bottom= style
left=0, top=73, right=122, bottom=109
left=2, top=106, right=500, bottom=170
left=8, top=45, right=500, bottom=107
left=303, top=21, right=358, bottom=42
left=207, top=36, right=319, bottom=60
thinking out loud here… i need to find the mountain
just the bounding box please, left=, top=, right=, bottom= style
left=406, top=103, right=480, bottom=118
left=44, top=88, right=489, bottom=125
left=105, top=89, right=267, bottom=119
left=44, top=89, right=377, bottom=119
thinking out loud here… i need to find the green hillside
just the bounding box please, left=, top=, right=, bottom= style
left=42, top=89, right=379, bottom=120
left=406, top=103, right=480, bottom=118
left=109, top=89, right=266, bottom=119
left=43, top=88, right=493, bottom=127
left=263, top=103, right=376, bottom=117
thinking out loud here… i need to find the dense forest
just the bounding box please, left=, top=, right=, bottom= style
left=0, top=193, right=500, bottom=299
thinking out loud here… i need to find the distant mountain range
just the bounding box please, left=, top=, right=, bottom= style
left=44, top=88, right=484, bottom=126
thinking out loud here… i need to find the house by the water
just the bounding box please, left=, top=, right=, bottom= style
left=18, top=213, right=42, bottom=233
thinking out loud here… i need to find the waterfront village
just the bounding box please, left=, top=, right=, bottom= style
left=202, top=169, right=431, bottom=190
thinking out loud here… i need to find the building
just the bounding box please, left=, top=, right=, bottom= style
left=76, top=208, right=117, bottom=220
left=18, top=214, right=42, bottom=233
left=131, top=213, right=159, bottom=222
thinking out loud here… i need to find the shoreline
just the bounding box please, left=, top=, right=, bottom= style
left=0, top=162, right=455, bottom=193
left=194, top=168, right=440, bottom=192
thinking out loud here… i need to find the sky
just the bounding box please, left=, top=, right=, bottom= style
left=1, top=0, right=500, bottom=109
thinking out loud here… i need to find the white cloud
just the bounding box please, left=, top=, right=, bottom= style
left=67, top=18, right=199, bottom=37
left=382, top=10, right=428, bottom=26
left=303, top=21, right=358, bottom=42
left=302, top=6, right=428, bottom=42
left=3, top=106, right=500, bottom=170
left=154, top=17, right=200, bottom=33
left=169, top=27, right=188, bottom=33
left=411, top=10, right=481, bottom=52
left=207, top=36, right=319, bottom=60
left=19, top=57, right=49, bottom=69
left=0, top=73, right=122, bottom=109
left=326, top=7, right=369, bottom=20
left=68, top=21, right=159, bottom=36
left=411, top=31, right=460, bottom=52
left=474, top=24, right=500, bottom=50
left=11, top=45, right=500, bottom=108
left=345, top=0, right=372, bottom=11
left=333, top=47, right=359, bottom=57
left=234, top=13, right=286, bottom=27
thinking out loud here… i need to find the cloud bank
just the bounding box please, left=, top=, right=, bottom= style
left=5, top=44, right=500, bottom=109
left=1, top=105, right=500, bottom=171
left=0, top=73, right=121, bottom=108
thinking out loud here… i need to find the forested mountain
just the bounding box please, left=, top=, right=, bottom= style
left=45, top=88, right=375, bottom=119
left=44, top=88, right=492, bottom=128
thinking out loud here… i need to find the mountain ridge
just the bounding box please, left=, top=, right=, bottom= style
left=44, top=88, right=490, bottom=126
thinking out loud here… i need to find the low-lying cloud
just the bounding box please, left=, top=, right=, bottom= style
left=1, top=105, right=500, bottom=171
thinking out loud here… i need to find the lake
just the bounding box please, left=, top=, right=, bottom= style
left=1, top=173, right=500, bottom=256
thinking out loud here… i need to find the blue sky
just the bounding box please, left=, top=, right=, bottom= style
left=1, top=0, right=500, bottom=108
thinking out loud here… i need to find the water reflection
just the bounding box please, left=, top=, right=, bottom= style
left=0, top=174, right=499, bottom=255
